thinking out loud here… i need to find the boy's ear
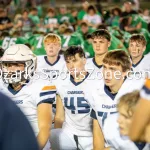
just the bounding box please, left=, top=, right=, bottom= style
left=108, top=41, right=111, bottom=47
left=142, top=45, right=146, bottom=52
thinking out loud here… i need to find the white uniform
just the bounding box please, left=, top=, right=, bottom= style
left=0, top=78, right=54, bottom=150
left=85, top=77, right=145, bottom=146
left=140, top=79, right=150, bottom=100
left=85, top=58, right=103, bottom=76
left=49, top=73, right=97, bottom=150
left=36, top=55, right=66, bottom=80
left=131, top=53, right=150, bottom=78
left=103, top=113, right=150, bottom=150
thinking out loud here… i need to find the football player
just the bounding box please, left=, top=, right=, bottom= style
left=36, top=33, right=66, bottom=80
left=129, top=79, right=150, bottom=142
left=85, top=50, right=145, bottom=148
left=0, top=44, right=53, bottom=150
left=103, top=91, right=150, bottom=150
left=85, top=29, right=111, bottom=74
left=128, top=34, right=150, bottom=78
left=49, top=46, right=104, bottom=150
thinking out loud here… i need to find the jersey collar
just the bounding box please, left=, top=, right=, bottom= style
left=134, top=142, right=146, bottom=150
left=132, top=56, right=144, bottom=68
left=44, top=55, right=60, bottom=66
left=70, top=72, right=89, bottom=86
left=104, top=85, right=117, bottom=100
left=8, top=80, right=29, bottom=95
left=92, top=58, right=103, bottom=69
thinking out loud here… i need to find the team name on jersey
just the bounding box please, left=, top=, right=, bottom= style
left=14, top=100, right=23, bottom=104
left=102, top=104, right=117, bottom=109
left=67, top=91, right=84, bottom=94
left=42, top=69, right=59, bottom=73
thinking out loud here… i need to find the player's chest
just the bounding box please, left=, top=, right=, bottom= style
left=59, top=85, right=90, bottom=114
left=1, top=87, right=35, bottom=107
left=94, top=93, right=118, bottom=112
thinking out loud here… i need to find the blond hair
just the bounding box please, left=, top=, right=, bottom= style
left=43, top=33, right=61, bottom=44
left=118, top=90, right=140, bottom=116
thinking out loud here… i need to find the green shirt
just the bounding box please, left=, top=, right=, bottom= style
left=61, top=33, right=84, bottom=49
left=77, top=10, right=87, bottom=20
left=28, top=34, right=46, bottom=56
left=0, top=36, right=28, bottom=50
left=109, top=35, right=127, bottom=51
left=57, top=13, right=75, bottom=24
left=28, top=14, right=40, bottom=25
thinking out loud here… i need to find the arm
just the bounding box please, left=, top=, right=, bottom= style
left=93, top=119, right=105, bottom=150
left=37, top=103, right=52, bottom=150
left=54, top=95, right=65, bottom=128
left=129, top=98, right=150, bottom=141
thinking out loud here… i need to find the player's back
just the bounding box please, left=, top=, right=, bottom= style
left=104, top=113, right=150, bottom=150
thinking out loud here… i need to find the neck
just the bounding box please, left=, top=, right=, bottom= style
left=74, top=70, right=87, bottom=83
left=109, top=79, right=124, bottom=94
left=132, top=55, right=143, bottom=65
left=95, top=52, right=107, bottom=66
left=47, top=55, right=58, bottom=64
left=11, top=83, right=23, bottom=91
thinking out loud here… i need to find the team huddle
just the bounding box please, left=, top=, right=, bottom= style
left=0, top=29, right=150, bottom=150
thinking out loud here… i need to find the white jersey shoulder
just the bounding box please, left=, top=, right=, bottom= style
left=36, top=55, right=67, bottom=79
left=0, top=77, right=54, bottom=135
left=85, top=57, right=103, bottom=74
left=87, top=77, right=145, bottom=128
left=132, top=54, right=150, bottom=76
left=104, top=113, right=150, bottom=150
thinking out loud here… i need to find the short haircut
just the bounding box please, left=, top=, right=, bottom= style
left=103, top=50, right=131, bottom=72
left=129, top=34, right=147, bottom=46
left=80, top=22, right=88, bottom=27
left=31, top=7, right=37, bottom=11
left=22, top=9, right=29, bottom=14
left=87, top=5, right=97, bottom=14
left=91, top=29, right=111, bottom=41
left=43, top=33, right=61, bottom=44
left=111, top=7, right=122, bottom=16
left=0, top=47, right=4, bottom=57
left=118, top=90, right=140, bottom=116
left=47, top=8, right=55, bottom=13
left=64, top=46, right=85, bottom=61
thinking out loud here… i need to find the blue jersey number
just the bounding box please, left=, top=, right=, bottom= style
left=98, top=111, right=117, bottom=126
left=64, top=97, right=90, bottom=114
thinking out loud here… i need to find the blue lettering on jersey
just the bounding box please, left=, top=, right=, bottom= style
left=64, top=97, right=90, bottom=114
left=14, top=100, right=23, bottom=105
left=67, top=91, right=84, bottom=94
left=102, top=104, right=117, bottom=109
left=98, top=111, right=117, bottom=126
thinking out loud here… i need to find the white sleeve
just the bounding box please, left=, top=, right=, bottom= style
left=83, top=15, right=88, bottom=20
left=36, top=82, right=57, bottom=106
left=96, top=15, right=102, bottom=24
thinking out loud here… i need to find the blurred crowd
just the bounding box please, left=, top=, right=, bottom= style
left=0, top=0, right=150, bottom=57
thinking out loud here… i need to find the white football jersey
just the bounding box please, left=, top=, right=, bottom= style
left=104, top=113, right=150, bottom=150
left=131, top=54, right=150, bottom=78
left=36, top=55, right=67, bottom=80
left=85, top=58, right=103, bottom=76
left=0, top=78, right=55, bottom=135
left=140, top=79, right=150, bottom=101
left=85, top=78, right=145, bottom=129
left=50, top=73, right=99, bottom=136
